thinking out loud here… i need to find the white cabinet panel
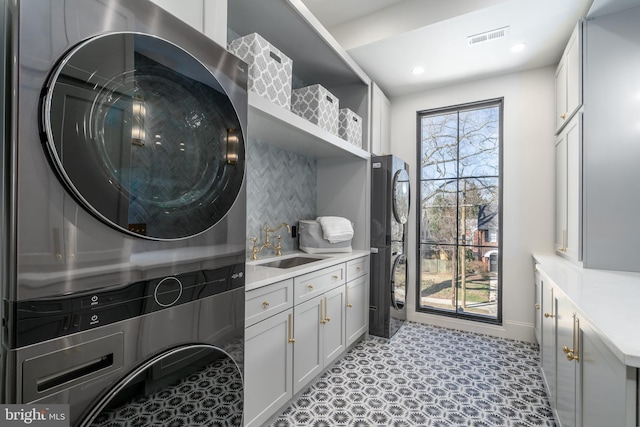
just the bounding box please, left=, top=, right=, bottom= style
left=346, top=274, right=368, bottom=346
left=293, top=296, right=323, bottom=394
left=540, top=276, right=557, bottom=407
left=245, top=309, right=294, bottom=427
left=323, top=285, right=346, bottom=366
left=555, top=23, right=582, bottom=133
left=149, top=0, right=204, bottom=32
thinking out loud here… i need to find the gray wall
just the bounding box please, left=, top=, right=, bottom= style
left=583, top=6, right=640, bottom=271
left=246, top=139, right=317, bottom=255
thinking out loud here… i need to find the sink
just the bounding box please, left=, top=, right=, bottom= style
left=259, top=256, right=324, bottom=269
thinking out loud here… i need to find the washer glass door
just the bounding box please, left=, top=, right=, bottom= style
left=82, top=345, right=243, bottom=426
left=392, top=169, right=410, bottom=225
left=43, top=33, right=245, bottom=240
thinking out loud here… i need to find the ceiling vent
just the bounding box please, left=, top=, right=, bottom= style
left=467, top=26, right=510, bottom=46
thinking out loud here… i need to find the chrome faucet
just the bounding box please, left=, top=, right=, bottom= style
left=250, top=223, right=291, bottom=260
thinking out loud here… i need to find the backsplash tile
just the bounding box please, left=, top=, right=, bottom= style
left=246, top=139, right=317, bottom=256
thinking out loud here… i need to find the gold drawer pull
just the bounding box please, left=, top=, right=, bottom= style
left=332, top=275, right=338, bottom=280
left=308, top=285, right=314, bottom=290
left=347, top=303, right=353, bottom=308
left=544, top=312, right=553, bottom=318
left=535, top=303, right=540, bottom=310
left=356, top=267, right=361, bottom=271
left=262, top=301, right=270, bottom=309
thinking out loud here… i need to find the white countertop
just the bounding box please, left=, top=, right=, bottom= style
left=245, top=250, right=370, bottom=291
left=533, top=252, right=640, bottom=368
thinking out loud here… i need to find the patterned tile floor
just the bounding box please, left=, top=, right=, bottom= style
left=269, top=322, right=556, bottom=427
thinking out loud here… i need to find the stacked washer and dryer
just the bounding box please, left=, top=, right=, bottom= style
left=370, top=155, right=410, bottom=339
left=1, top=1, right=247, bottom=425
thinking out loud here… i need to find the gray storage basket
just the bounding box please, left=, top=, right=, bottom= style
left=299, top=220, right=352, bottom=254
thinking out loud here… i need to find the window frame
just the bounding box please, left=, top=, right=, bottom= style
left=415, top=98, right=504, bottom=325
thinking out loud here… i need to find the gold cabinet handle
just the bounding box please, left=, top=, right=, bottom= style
left=308, top=285, right=314, bottom=290
left=356, top=266, right=361, bottom=271
left=320, top=298, right=326, bottom=324
left=347, top=303, right=353, bottom=308
left=560, top=113, right=567, bottom=120
left=566, top=352, right=579, bottom=361
left=262, top=301, right=270, bottom=309
left=563, top=345, right=572, bottom=354
left=544, top=312, right=554, bottom=318
left=332, top=275, right=339, bottom=280
left=559, top=230, right=568, bottom=252
left=324, top=298, right=330, bottom=322
left=535, top=303, right=540, bottom=310
left=346, top=286, right=352, bottom=308
left=288, top=313, right=295, bottom=343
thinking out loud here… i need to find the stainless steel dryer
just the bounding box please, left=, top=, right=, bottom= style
left=1, top=0, right=247, bottom=425
left=370, top=155, right=410, bottom=339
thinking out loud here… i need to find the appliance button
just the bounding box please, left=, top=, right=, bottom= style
left=154, top=277, right=183, bottom=307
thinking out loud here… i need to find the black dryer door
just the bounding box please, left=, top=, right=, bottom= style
left=42, top=32, right=245, bottom=240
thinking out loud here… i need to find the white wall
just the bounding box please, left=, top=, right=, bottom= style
left=390, top=66, right=556, bottom=342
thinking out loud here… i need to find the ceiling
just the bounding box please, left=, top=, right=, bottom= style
left=301, top=0, right=606, bottom=98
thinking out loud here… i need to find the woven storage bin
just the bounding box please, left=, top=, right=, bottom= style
left=291, top=84, right=339, bottom=134
left=228, top=33, right=293, bottom=109
left=338, top=108, right=363, bottom=148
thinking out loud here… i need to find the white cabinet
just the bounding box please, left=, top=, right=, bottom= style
left=579, top=320, right=635, bottom=427
left=555, top=114, right=581, bottom=261
left=371, top=82, right=390, bottom=155
left=534, top=261, right=638, bottom=427
left=245, top=255, right=369, bottom=425
left=533, top=268, right=542, bottom=345
left=346, top=257, right=369, bottom=346
left=244, top=309, right=294, bottom=427
left=293, top=282, right=346, bottom=394
left=148, top=0, right=227, bottom=46
left=540, top=276, right=557, bottom=407
left=555, top=23, right=582, bottom=133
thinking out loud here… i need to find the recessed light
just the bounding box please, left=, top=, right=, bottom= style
left=511, top=43, right=527, bottom=53
left=412, top=66, right=425, bottom=75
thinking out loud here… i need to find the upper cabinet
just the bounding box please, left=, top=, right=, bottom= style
left=370, top=83, right=391, bottom=156
left=227, top=0, right=371, bottom=159
left=555, top=23, right=582, bottom=133
left=148, top=0, right=227, bottom=46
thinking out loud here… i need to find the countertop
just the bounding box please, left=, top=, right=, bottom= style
left=245, top=250, right=370, bottom=291
left=533, top=252, right=640, bottom=368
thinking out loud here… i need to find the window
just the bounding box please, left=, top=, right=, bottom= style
left=417, top=99, right=502, bottom=323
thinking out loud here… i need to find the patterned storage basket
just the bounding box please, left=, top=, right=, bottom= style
left=228, top=33, right=293, bottom=109
left=291, top=84, right=339, bottom=135
left=338, top=108, right=363, bottom=148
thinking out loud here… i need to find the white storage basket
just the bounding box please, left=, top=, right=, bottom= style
left=291, top=84, right=339, bottom=134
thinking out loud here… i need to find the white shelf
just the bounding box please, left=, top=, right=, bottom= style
left=248, top=92, right=370, bottom=159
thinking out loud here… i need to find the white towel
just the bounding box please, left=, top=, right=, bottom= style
left=317, top=216, right=354, bottom=243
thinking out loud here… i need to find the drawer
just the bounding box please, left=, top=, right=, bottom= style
left=294, top=264, right=345, bottom=304
left=346, top=256, right=369, bottom=282
left=245, top=279, right=293, bottom=327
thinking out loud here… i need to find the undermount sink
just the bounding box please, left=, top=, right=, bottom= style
left=259, top=256, right=324, bottom=269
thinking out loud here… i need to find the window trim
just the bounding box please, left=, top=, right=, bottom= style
left=415, top=98, right=504, bottom=325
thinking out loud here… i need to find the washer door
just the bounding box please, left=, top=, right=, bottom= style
left=81, top=345, right=243, bottom=426
left=391, top=253, right=407, bottom=311
left=392, top=169, right=410, bottom=225
left=42, top=32, right=245, bottom=240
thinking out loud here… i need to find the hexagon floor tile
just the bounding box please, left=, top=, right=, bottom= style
left=269, top=322, right=555, bottom=427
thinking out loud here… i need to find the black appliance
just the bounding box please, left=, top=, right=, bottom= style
left=370, top=155, right=410, bottom=338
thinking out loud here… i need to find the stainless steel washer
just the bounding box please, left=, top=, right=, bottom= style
left=2, top=1, right=248, bottom=424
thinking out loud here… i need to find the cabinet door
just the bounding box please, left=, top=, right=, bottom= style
left=579, top=320, right=635, bottom=427
left=555, top=131, right=568, bottom=255
left=245, top=309, right=294, bottom=427
left=555, top=59, right=567, bottom=131
left=293, top=296, right=323, bottom=394
left=565, top=25, right=581, bottom=120
left=148, top=0, right=205, bottom=31
left=534, top=269, right=542, bottom=345
left=540, top=277, right=557, bottom=408
left=565, top=115, right=581, bottom=261
left=346, top=275, right=368, bottom=346
left=555, top=114, right=582, bottom=262
left=370, top=83, right=390, bottom=155
left=323, top=285, right=346, bottom=367
left=555, top=292, right=577, bottom=427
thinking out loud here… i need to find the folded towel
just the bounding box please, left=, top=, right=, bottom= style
left=317, top=216, right=354, bottom=243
